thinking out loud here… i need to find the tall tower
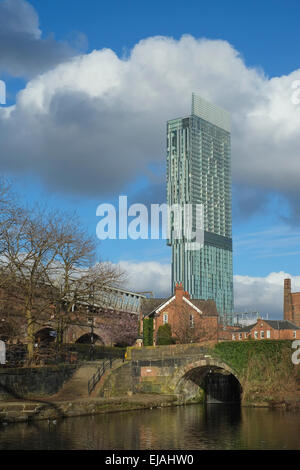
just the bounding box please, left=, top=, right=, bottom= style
left=167, top=94, right=234, bottom=323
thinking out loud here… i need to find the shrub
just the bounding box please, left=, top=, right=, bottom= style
left=157, top=324, right=175, bottom=345
left=143, top=318, right=154, bottom=346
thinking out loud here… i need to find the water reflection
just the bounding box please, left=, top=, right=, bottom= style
left=0, top=404, right=300, bottom=450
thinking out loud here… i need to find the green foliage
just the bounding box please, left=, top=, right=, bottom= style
left=213, top=340, right=293, bottom=374
left=143, top=318, right=154, bottom=346
left=213, top=340, right=300, bottom=404
left=157, top=324, right=175, bottom=345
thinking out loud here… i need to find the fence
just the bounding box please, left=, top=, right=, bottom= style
left=88, top=358, right=116, bottom=395
left=1, top=343, right=126, bottom=367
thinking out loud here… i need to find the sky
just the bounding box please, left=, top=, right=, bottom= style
left=1, top=0, right=300, bottom=318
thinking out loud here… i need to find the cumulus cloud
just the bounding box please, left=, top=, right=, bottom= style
left=118, top=261, right=300, bottom=319
left=234, top=271, right=300, bottom=319
left=118, top=260, right=171, bottom=298
left=0, top=0, right=80, bottom=78
left=0, top=34, right=300, bottom=213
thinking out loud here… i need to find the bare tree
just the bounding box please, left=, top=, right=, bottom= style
left=61, top=261, right=126, bottom=341
left=172, top=301, right=217, bottom=344
left=0, top=186, right=127, bottom=360
left=44, top=213, right=97, bottom=345
left=0, top=178, right=22, bottom=287
left=1, top=206, right=70, bottom=359
left=45, top=211, right=126, bottom=346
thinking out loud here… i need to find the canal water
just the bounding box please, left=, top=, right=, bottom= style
left=0, top=405, right=300, bottom=450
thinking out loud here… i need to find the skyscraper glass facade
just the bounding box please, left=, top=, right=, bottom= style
left=167, top=94, right=234, bottom=322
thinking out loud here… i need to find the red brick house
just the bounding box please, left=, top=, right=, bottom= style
left=141, top=282, right=218, bottom=345
left=218, top=325, right=241, bottom=341
left=230, top=318, right=300, bottom=341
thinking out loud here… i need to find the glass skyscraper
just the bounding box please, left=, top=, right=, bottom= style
left=167, top=93, right=233, bottom=323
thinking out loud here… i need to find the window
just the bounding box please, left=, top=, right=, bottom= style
left=232, top=334, right=235, bottom=340
left=254, top=331, right=258, bottom=339
left=244, top=333, right=247, bottom=339
left=190, top=314, right=194, bottom=328
left=260, top=331, right=264, bottom=339
left=239, top=333, right=242, bottom=340
left=163, top=313, right=168, bottom=324
left=293, top=331, right=297, bottom=338
left=267, top=330, right=271, bottom=339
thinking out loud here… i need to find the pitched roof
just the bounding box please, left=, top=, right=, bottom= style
left=234, top=319, right=300, bottom=333
left=141, top=298, right=172, bottom=317
left=141, top=296, right=218, bottom=318
left=264, top=319, right=300, bottom=330
left=189, top=299, right=218, bottom=316
left=233, top=324, right=255, bottom=333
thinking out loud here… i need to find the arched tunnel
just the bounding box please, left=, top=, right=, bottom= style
left=75, top=333, right=103, bottom=344
left=34, top=327, right=57, bottom=344
left=176, top=365, right=242, bottom=404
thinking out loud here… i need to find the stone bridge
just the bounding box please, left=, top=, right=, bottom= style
left=100, top=343, right=243, bottom=404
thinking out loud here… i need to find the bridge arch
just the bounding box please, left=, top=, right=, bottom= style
left=34, top=327, right=57, bottom=344
left=75, top=333, right=104, bottom=345
left=173, top=358, right=242, bottom=404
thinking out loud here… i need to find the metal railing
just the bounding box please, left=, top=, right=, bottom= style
left=88, top=357, right=115, bottom=395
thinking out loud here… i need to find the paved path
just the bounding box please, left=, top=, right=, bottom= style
left=48, top=361, right=102, bottom=401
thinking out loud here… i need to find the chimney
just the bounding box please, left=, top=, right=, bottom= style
left=175, top=282, right=184, bottom=299
left=284, top=278, right=293, bottom=321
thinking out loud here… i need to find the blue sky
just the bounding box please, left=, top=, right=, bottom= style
left=1, top=0, right=300, bottom=316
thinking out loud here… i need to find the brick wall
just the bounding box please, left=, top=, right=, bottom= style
left=152, top=284, right=218, bottom=344
left=284, top=278, right=300, bottom=328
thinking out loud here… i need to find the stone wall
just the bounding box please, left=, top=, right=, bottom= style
left=0, top=395, right=179, bottom=424
left=0, top=364, right=77, bottom=400
left=98, top=344, right=219, bottom=400
left=98, top=362, right=134, bottom=398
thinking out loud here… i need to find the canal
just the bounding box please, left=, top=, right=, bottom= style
left=1, top=404, right=300, bottom=450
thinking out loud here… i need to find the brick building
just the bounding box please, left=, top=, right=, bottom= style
left=284, top=278, right=300, bottom=327
left=218, top=325, right=241, bottom=341
left=230, top=318, right=300, bottom=341
left=141, top=283, right=219, bottom=345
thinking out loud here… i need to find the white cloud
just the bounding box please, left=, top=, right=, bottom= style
left=118, top=260, right=171, bottom=298
left=234, top=271, right=300, bottom=318
left=1, top=34, right=300, bottom=205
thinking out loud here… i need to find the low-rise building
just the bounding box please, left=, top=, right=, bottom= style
left=230, top=318, right=300, bottom=341
left=141, top=282, right=219, bottom=345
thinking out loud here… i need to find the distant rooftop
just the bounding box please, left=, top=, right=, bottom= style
left=235, top=319, right=300, bottom=333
